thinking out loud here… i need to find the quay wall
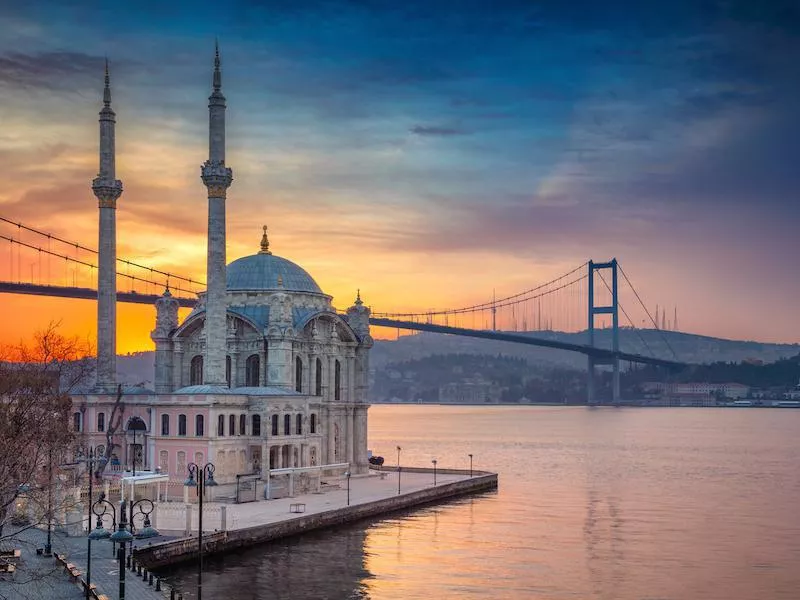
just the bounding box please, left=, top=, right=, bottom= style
left=134, top=470, right=497, bottom=570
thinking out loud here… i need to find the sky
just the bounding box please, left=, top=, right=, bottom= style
left=0, top=0, right=798, bottom=352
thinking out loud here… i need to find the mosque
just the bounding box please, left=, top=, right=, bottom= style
left=72, top=47, right=373, bottom=495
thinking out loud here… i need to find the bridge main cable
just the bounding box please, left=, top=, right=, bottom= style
left=0, top=232, right=198, bottom=298
left=374, top=261, right=588, bottom=318
left=0, top=216, right=204, bottom=287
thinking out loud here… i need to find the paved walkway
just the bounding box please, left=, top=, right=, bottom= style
left=156, top=469, right=470, bottom=533
left=53, top=527, right=177, bottom=600
left=0, top=526, right=84, bottom=600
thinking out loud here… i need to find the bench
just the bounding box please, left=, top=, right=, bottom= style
left=289, top=503, right=306, bottom=513
left=0, top=563, right=16, bottom=574
left=67, top=566, right=82, bottom=582
left=0, top=549, right=20, bottom=558
left=96, top=595, right=110, bottom=600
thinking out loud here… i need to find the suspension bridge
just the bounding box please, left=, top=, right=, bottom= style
left=0, top=215, right=687, bottom=402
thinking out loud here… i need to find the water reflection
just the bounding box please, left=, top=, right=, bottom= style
left=160, top=406, right=800, bottom=600
left=160, top=524, right=373, bottom=600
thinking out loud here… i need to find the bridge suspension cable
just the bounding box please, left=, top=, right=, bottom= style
left=0, top=232, right=199, bottom=298
left=595, top=269, right=656, bottom=359
left=373, top=262, right=588, bottom=319
left=0, top=216, right=204, bottom=288
left=617, top=263, right=678, bottom=360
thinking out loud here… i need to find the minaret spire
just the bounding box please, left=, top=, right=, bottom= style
left=201, top=42, right=233, bottom=386
left=213, top=38, right=222, bottom=93
left=92, top=60, right=123, bottom=392
left=103, top=58, right=111, bottom=107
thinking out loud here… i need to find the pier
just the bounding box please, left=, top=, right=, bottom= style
left=134, top=467, right=497, bottom=570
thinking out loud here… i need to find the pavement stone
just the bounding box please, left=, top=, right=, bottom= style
left=0, top=525, right=84, bottom=600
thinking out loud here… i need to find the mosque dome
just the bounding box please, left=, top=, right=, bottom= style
left=225, top=226, right=323, bottom=294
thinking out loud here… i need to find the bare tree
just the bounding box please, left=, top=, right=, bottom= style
left=99, top=384, right=127, bottom=473
left=0, top=323, right=95, bottom=541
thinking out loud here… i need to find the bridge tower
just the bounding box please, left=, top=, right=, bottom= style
left=201, top=42, right=234, bottom=386
left=587, top=259, right=620, bottom=404
left=92, top=61, right=123, bottom=392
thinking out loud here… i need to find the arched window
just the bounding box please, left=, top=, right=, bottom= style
left=315, top=358, right=322, bottom=396
left=190, top=355, right=203, bottom=385
left=161, top=414, right=169, bottom=436
left=310, top=413, right=317, bottom=434
left=226, top=356, right=232, bottom=388
left=239, top=414, right=246, bottom=435
left=97, top=412, right=105, bottom=432
left=73, top=412, right=82, bottom=432
left=296, top=414, right=303, bottom=435
left=195, top=414, right=204, bottom=437
left=284, top=414, right=291, bottom=435
left=246, top=354, right=260, bottom=387
left=178, top=414, right=187, bottom=436
left=252, top=415, right=261, bottom=437
left=271, top=414, right=278, bottom=436
left=218, top=414, right=225, bottom=436
left=177, top=451, right=186, bottom=475
left=334, top=360, right=341, bottom=401
left=295, top=356, right=303, bottom=393
left=229, top=414, right=236, bottom=436
left=159, top=450, right=168, bottom=473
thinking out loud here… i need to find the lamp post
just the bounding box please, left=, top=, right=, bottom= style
left=184, top=462, right=218, bottom=600
left=43, top=447, right=53, bottom=557
left=77, top=447, right=108, bottom=600
left=432, top=459, right=437, bottom=486
left=88, top=492, right=159, bottom=600
left=127, top=416, right=147, bottom=477
left=468, top=454, right=473, bottom=478
left=396, top=446, right=401, bottom=495
left=345, top=471, right=351, bottom=506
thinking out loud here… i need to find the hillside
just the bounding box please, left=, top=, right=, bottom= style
left=118, top=329, right=799, bottom=390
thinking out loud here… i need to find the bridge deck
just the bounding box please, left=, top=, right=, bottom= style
left=0, top=282, right=685, bottom=368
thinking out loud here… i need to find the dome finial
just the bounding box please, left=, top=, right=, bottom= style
left=259, top=224, right=272, bottom=254
left=355, top=289, right=363, bottom=305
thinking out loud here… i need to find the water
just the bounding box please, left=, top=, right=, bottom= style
left=162, top=406, right=800, bottom=599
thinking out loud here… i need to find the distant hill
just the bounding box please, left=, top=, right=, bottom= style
left=371, top=329, right=800, bottom=371
left=117, top=329, right=800, bottom=388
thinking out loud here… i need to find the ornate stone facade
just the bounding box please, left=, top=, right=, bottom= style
left=72, top=47, right=372, bottom=493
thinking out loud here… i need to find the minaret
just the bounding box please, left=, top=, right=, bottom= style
left=92, top=60, right=123, bottom=392
left=201, top=42, right=233, bottom=386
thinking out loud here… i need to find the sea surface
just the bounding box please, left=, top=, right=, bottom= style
left=161, top=405, right=800, bottom=599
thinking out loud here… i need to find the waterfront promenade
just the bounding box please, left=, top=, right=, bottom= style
left=154, top=468, right=473, bottom=534
left=0, top=468, right=492, bottom=599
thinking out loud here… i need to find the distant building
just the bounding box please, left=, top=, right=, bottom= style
left=439, top=377, right=502, bottom=404
left=643, top=382, right=750, bottom=400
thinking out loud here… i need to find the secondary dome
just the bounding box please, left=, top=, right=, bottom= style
left=225, top=226, right=323, bottom=294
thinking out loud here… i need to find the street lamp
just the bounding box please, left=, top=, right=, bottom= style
left=88, top=491, right=159, bottom=600
left=43, top=447, right=54, bottom=557
left=345, top=471, right=351, bottom=506
left=127, top=416, right=147, bottom=477
left=468, top=454, right=473, bottom=478
left=77, top=447, right=108, bottom=600
left=396, top=446, right=402, bottom=495
left=432, top=459, right=437, bottom=486
left=184, top=462, right=218, bottom=600
left=89, top=495, right=132, bottom=600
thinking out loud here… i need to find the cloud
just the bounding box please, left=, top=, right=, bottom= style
left=409, top=125, right=469, bottom=137
left=0, top=51, right=104, bottom=89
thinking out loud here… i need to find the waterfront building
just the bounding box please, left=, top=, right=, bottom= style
left=70, top=48, right=373, bottom=495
